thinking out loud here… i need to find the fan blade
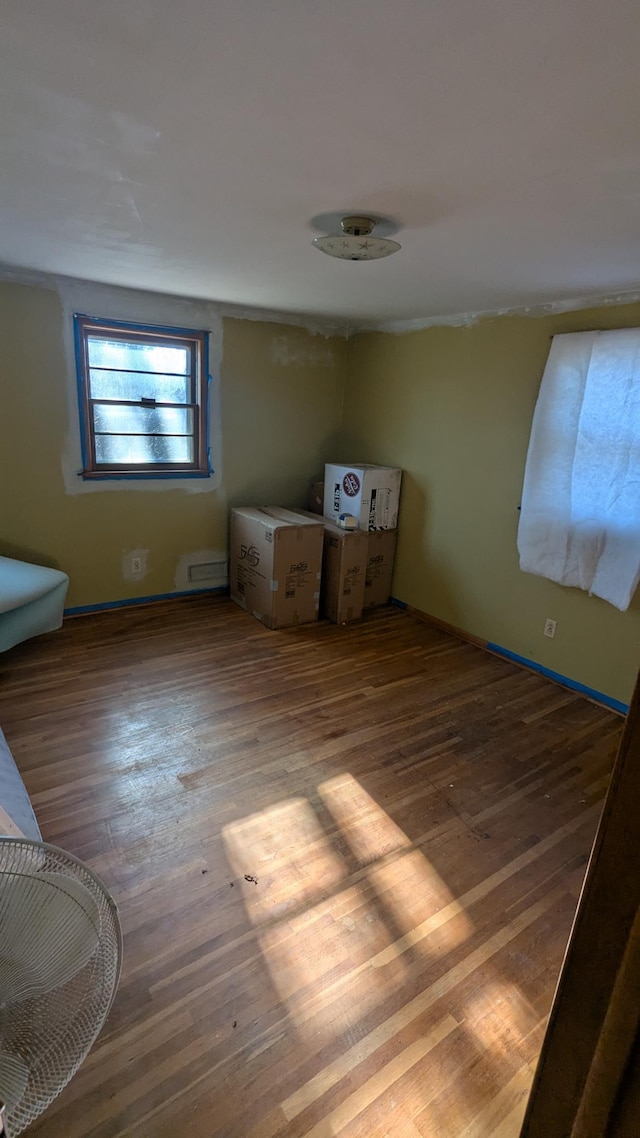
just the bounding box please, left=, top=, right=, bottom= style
left=0, top=1052, right=29, bottom=1113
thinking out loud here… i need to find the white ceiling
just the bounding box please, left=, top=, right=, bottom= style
left=3, top=0, right=640, bottom=327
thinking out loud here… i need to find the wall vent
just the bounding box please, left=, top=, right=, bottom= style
left=188, top=561, right=227, bottom=583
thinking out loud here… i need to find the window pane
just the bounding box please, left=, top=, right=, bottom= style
left=89, top=369, right=191, bottom=404
left=93, top=403, right=194, bottom=435
left=95, top=434, right=194, bottom=465
left=87, top=336, right=190, bottom=375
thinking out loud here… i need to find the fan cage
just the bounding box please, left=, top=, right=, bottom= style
left=0, top=838, right=122, bottom=1137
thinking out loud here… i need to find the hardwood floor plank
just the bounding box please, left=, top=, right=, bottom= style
left=0, top=598, right=620, bottom=1138
left=370, top=803, right=600, bottom=969
left=281, top=888, right=564, bottom=1123
left=298, top=1015, right=458, bottom=1138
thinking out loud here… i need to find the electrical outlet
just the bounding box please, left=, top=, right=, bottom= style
left=544, top=618, right=557, bottom=639
left=131, top=556, right=142, bottom=575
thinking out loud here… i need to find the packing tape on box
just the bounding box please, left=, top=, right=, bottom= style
left=313, top=591, right=320, bottom=599
left=270, top=580, right=278, bottom=591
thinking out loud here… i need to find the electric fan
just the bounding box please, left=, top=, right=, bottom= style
left=0, top=838, right=122, bottom=1136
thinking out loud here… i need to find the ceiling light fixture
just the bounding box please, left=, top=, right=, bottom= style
left=312, top=216, right=401, bottom=261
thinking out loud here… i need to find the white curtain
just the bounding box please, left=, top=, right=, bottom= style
left=518, top=328, right=640, bottom=611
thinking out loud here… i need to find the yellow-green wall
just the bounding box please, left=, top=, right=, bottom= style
left=343, top=303, right=640, bottom=706
left=2, top=274, right=639, bottom=704
left=0, top=281, right=346, bottom=608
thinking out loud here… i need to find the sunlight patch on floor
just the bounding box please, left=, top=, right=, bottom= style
left=221, top=768, right=555, bottom=1135
left=222, top=774, right=477, bottom=1049
left=318, top=773, right=412, bottom=864
left=259, top=882, right=406, bottom=1045
left=461, top=980, right=539, bottom=1059
left=368, top=847, right=474, bottom=956
left=222, top=797, right=346, bottom=924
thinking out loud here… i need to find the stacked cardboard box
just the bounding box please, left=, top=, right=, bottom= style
left=363, top=529, right=398, bottom=610
left=323, top=463, right=401, bottom=531
left=307, top=480, right=324, bottom=515
left=323, top=463, right=401, bottom=611
left=277, top=508, right=368, bottom=624
left=230, top=464, right=401, bottom=629
left=229, top=507, right=323, bottom=630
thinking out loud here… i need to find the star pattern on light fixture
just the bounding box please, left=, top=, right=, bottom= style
left=312, top=217, right=401, bottom=261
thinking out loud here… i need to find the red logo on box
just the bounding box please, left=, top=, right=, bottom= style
left=343, top=472, right=360, bottom=497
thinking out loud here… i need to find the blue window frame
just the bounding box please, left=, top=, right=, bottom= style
left=74, top=314, right=210, bottom=479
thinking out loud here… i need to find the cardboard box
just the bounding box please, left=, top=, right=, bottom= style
left=307, top=480, right=324, bottom=515
left=230, top=507, right=323, bottom=629
left=364, top=530, right=398, bottom=609
left=324, top=463, right=402, bottom=530
left=281, top=508, right=367, bottom=624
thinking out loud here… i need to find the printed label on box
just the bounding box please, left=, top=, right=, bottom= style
left=343, top=472, right=361, bottom=497
left=239, top=543, right=260, bottom=567
left=324, top=464, right=401, bottom=531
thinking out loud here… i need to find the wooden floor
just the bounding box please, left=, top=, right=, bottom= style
left=0, top=598, right=622, bottom=1138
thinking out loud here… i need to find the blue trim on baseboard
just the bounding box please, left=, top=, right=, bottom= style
left=65, top=585, right=227, bottom=616
left=486, top=642, right=629, bottom=715
left=389, top=596, right=408, bottom=609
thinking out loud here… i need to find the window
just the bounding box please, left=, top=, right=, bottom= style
left=74, top=315, right=210, bottom=478
left=518, top=328, right=640, bottom=611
